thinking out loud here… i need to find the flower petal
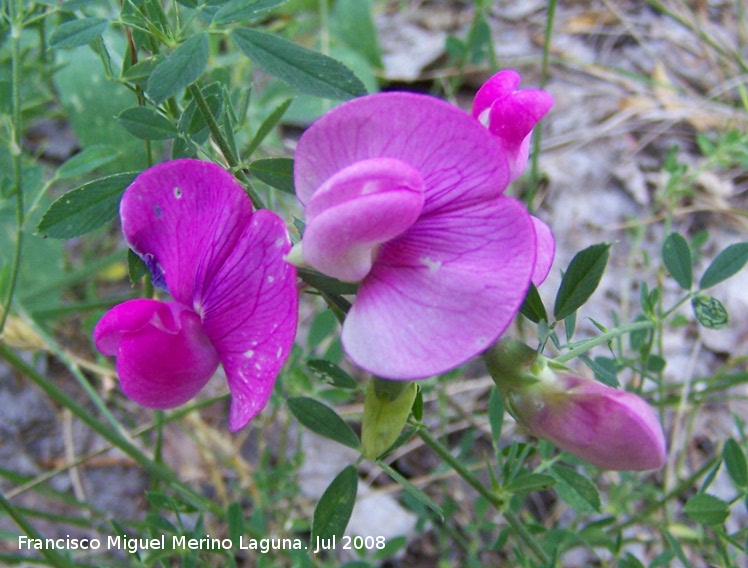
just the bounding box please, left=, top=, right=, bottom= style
left=94, top=299, right=219, bottom=409
left=527, top=376, right=667, bottom=471
left=472, top=69, right=521, bottom=119
left=294, top=92, right=510, bottom=215
left=120, top=159, right=255, bottom=307
left=199, top=210, right=298, bottom=431
left=531, top=216, right=555, bottom=286
left=303, top=158, right=425, bottom=282
left=342, top=197, right=536, bottom=379
left=472, top=70, right=554, bottom=181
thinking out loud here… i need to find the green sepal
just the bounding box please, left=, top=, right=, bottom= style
left=361, top=380, right=417, bottom=460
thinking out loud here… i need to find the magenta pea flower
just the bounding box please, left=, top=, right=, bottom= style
left=94, top=160, right=298, bottom=431
left=293, top=80, right=554, bottom=380
left=472, top=69, right=554, bottom=183
left=509, top=374, right=667, bottom=471
left=485, top=340, right=666, bottom=471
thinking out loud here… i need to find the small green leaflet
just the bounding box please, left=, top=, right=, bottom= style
left=554, top=243, right=610, bottom=321
left=550, top=465, right=601, bottom=513
left=311, top=465, right=358, bottom=542
left=231, top=28, right=367, bottom=101
left=684, top=493, right=729, bottom=525
left=699, top=242, right=748, bottom=290
left=249, top=157, right=295, bottom=194
left=723, top=438, right=748, bottom=489
left=691, top=293, right=729, bottom=330
left=662, top=232, right=692, bottom=290
left=212, top=0, right=290, bottom=25
left=36, top=172, right=138, bottom=239
left=306, top=359, right=358, bottom=390
left=146, top=33, right=210, bottom=105
left=117, top=107, right=178, bottom=140
left=49, top=18, right=109, bottom=49
left=287, top=396, right=360, bottom=449
left=57, top=145, right=119, bottom=179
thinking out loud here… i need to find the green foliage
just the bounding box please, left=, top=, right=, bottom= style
left=36, top=172, right=138, bottom=238
left=287, top=396, right=360, bottom=450
left=311, top=466, right=358, bottom=543
left=231, top=28, right=368, bottom=100
left=662, top=231, right=693, bottom=289
left=554, top=243, right=610, bottom=320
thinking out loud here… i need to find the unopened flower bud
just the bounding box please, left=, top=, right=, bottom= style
left=485, top=340, right=666, bottom=471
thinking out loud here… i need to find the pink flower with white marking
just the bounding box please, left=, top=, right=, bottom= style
left=94, top=160, right=298, bottom=431
left=294, top=79, right=554, bottom=380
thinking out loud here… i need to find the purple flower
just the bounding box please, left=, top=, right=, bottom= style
left=472, top=69, right=554, bottom=183
left=510, top=374, right=667, bottom=471
left=485, top=340, right=666, bottom=470
left=94, top=160, right=298, bottom=431
left=294, top=79, right=554, bottom=380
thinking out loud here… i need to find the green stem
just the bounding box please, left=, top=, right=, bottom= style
left=553, top=319, right=655, bottom=365
left=0, top=9, right=26, bottom=335
left=0, top=491, right=74, bottom=568
left=187, top=84, right=264, bottom=209
left=525, top=0, right=557, bottom=211
left=0, top=343, right=220, bottom=516
left=417, top=428, right=550, bottom=564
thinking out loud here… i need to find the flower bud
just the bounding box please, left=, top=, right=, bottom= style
left=485, top=340, right=666, bottom=471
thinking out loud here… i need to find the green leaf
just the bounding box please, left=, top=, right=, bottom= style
left=554, top=243, right=610, bottom=320
left=127, top=248, right=149, bottom=284
left=579, top=355, right=619, bottom=388
left=311, top=465, right=358, bottom=542
left=691, top=293, right=729, bottom=329
left=36, top=172, right=138, bottom=238
left=550, top=465, right=601, bottom=513
left=117, top=107, right=178, bottom=140
left=49, top=17, right=108, bottom=49
left=231, top=28, right=367, bottom=100
left=249, top=157, right=295, bottom=194
left=699, top=242, right=748, bottom=289
left=306, top=359, right=358, bottom=390
left=212, top=0, right=289, bottom=25
left=506, top=473, right=556, bottom=495
left=684, top=493, right=729, bottom=525
left=226, top=502, right=244, bottom=548
left=331, top=0, right=383, bottom=68
left=57, top=145, right=119, bottom=179
left=146, top=33, right=209, bottom=105
left=723, top=438, right=748, bottom=489
left=244, top=97, right=293, bottom=158
left=287, top=397, right=360, bottom=449
left=519, top=282, right=547, bottom=323
left=662, top=232, right=693, bottom=289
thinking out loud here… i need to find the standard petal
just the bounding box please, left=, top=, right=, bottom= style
left=530, top=216, right=555, bottom=286
left=294, top=92, right=510, bottom=215
left=303, top=158, right=425, bottom=282
left=199, top=210, right=298, bottom=431
left=94, top=299, right=219, bottom=409
left=472, top=69, right=521, bottom=120
left=120, top=159, right=254, bottom=307
left=341, top=197, right=536, bottom=379
left=486, top=89, right=554, bottom=180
